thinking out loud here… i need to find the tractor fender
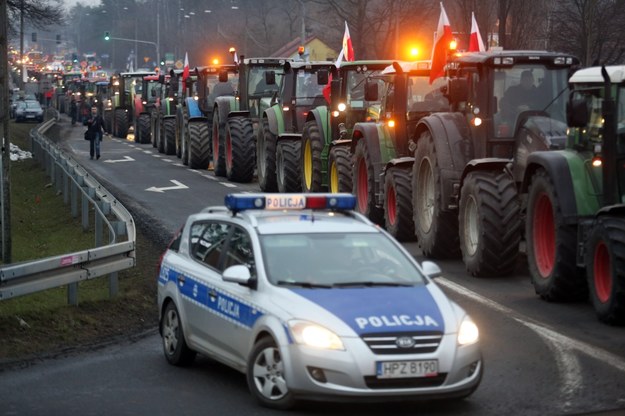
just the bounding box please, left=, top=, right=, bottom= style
left=185, top=97, right=203, bottom=118
left=162, top=115, right=176, bottom=120
left=522, top=151, right=578, bottom=220
left=352, top=123, right=385, bottom=195
left=460, top=158, right=510, bottom=184
left=214, top=96, right=238, bottom=120
left=134, top=96, right=144, bottom=119
left=414, top=113, right=473, bottom=211
left=306, top=106, right=330, bottom=144
left=263, top=105, right=284, bottom=137
left=384, top=156, right=415, bottom=174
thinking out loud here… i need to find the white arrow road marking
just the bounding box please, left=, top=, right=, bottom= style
left=103, top=156, right=135, bottom=163
left=145, top=180, right=189, bottom=193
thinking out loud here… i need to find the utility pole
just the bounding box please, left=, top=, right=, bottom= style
left=1, top=0, right=12, bottom=263
left=19, top=0, right=24, bottom=87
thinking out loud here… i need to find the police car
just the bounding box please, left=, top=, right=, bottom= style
left=157, top=193, right=482, bottom=409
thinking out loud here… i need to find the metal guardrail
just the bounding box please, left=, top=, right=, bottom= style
left=0, top=116, right=136, bottom=303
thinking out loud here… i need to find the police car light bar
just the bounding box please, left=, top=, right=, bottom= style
left=225, top=193, right=356, bottom=212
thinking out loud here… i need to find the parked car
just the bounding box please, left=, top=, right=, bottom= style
left=14, top=100, right=44, bottom=123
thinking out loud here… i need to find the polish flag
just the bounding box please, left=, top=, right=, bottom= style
left=182, top=52, right=190, bottom=82
left=429, top=2, right=454, bottom=84
left=323, top=21, right=354, bottom=104
left=469, top=12, right=485, bottom=52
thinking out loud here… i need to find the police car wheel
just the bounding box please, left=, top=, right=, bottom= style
left=161, top=302, right=196, bottom=366
left=246, top=337, right=296, bottom=409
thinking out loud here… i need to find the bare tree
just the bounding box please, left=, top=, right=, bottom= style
left=7, top=0, right=64, bottom=37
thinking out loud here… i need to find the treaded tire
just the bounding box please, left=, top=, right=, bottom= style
left=188, top=120, right=210, bottom=169
left=459, top=170, right=521, bottom=277
left=246, top=337, right=296, bottom=410
left=163, top=118, right=176, bottom=155
left=328, top=146, right=352, bottom=193
left=103, top=109, right=113, bottom=134
left=138, top=114, right=151, bottom=144
left=114, top=108, right=129, bottom=139
left=352, top=139, right=383, bottom=225
left=277, top=140, right=302, bottom=193
left=257, top=118, right=278, bottom=192
left=384, top=167, right=416, bottom=242
left=225, top=116, right=255, bottom=182
left=526, top=168, right=586, bottom=301
left=412, top=131, right=460, bottom=259
left=586, top=216, right=625, bottom=325
left=161, top=302, right=196, bottom=366
left=175, top=106, right=185, bottom=159
left=301, top=121, right=323, bottom=192
left=155, top=114, right=164, bottom=153
left=212, top=111, right=227, bottom=177
left=180, top=108, right=190, bottom=165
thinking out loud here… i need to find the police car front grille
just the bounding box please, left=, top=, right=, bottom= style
left=361, top=331, right=443, bottom=355
left=364, top=373, right=447, bottom=389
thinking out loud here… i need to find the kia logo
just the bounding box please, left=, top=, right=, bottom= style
left=396, top=336, right=415, bottom=348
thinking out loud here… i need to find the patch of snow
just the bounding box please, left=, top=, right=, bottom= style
left=10, top=143, right=33, bottom=161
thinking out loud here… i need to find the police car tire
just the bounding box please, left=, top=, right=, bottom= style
left=277, top=140, right=302, bottom=193
left=163, top=118, right=177, bottom=156
left=526, top=169, right=587, bottom=301
left=257, top=118, right=279, bottom=192
left=352, top=139, right=384, bottom=225
left=459, top=170, right=521, bottom=277
left=161, top=302, right=196, bottom=366
left=301, top=121, right=323, bottom=192
left=328, top=146, right=352, bottom=193
left=246, top=337, right=296, bottom=410
left=114, top=109, right=129, bottom=139
left=226, top=116, right=255, bottom=182
left=585, top=216, right=625, bottom=325
left=212, top=111, right=227, bottom=177
left=138, top=114, right=151, bottom=145
left=384, top=167, right=416, bottom=242
left=188, top=120, right=210, bottom=169
left=412, top=131, right=460, bottom=259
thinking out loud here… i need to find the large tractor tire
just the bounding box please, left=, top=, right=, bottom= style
left=352, top=139, right=383, bottom=225
left=103, top=109, right=113, bottom=134
left=585, top=216, right=625, bottom=325
left=301, top=121, right=323, bottom=192
left=156, top=118, right=165, bottom=153
left=152, top=112, right=160, bottom=150
left=137, top=113, right=151, bottom=144
left=225, top=117, right=255, bottom=182
left=188, top=120, right=210, bottom=169
left=384, top=167, right=415, bottom=242
left=212, top=111, right=227, bottom=177
left=459, top=170, right=521, bottom=277
left=328, top=146, right=352, bottom=193
left=257, top=118, right=278, bottom=192
left=180, top=110, right=190, bottom=165
left=175, top=106, right=186, bottom=160
left=277, top=140, right=302, bottom=193
left=412, top=131, right=460, bottom=259
left=114, top=108, right=129, bottom=139
left=526, top=168, right=587, bottom=301
left=163, top=118, right=177, bottom=156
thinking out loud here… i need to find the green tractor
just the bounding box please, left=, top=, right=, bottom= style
left=522, top=65, right=625, bottom=324
left=301, top=60, right=394, bottom=194
left=213, top=57, right=291, bottom=183
left=134, top=74, right=161, bottom=144
left=109, top=70, right=156, bottom=139
left=260, top=60, right=334, bottom=192
left=170, top=69, right=200, bottom=165
left=151, top=72, right=178, bottom=155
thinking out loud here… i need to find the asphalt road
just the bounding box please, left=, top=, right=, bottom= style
left=1, top=116, right=624, bottom=416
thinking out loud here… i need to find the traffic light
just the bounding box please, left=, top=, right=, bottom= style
left=72, top=53, right=78, bottom=63
left=32, top=32, right=37, bottom=42
left=104, top=31, right=110, bottom=41
left=56, top=34, right=61, bottom=45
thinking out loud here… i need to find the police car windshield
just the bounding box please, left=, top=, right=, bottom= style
left=261, top=232, right=426, bottom=287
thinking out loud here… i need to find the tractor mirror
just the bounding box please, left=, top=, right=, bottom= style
left=567, top=97, right=589, bottom=128
left=317, top=70, right=329, bottom=85
left=364, top=81, right=378, bottom=102
left=265, top=71, right=276, bottom=85
left=219, top=70, right=229, bottom=83
left=448, top=78, right=468, bottom=103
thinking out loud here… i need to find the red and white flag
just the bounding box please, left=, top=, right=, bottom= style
left=182, top=52, right=190, bottom=82
left=324, top=21, right=355, bottom=103
left=469, top=12, right=485, bottom=52
left=429, top=2, right=453, bottom=84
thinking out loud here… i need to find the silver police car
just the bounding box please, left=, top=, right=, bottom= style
left=157, top=193, right=482, bottom=409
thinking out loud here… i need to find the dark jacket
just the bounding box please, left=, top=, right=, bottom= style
left=87, top=115, right=104, bottom=134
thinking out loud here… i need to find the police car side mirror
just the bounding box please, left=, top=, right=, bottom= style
left=421, top=261, right=442, bottom=279
left=222, top=264, right=252, bottom=285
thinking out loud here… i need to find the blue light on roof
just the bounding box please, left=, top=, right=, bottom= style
left=224, top=194, right=356, bottom=212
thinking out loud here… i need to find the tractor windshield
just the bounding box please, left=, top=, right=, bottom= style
left=295, top=70, right=327, bottom=105
left=248, top=66, right=283, bottom=97
left=493, top=65, right=569, bottom=137
left=407, top=75, right=448, bottom=114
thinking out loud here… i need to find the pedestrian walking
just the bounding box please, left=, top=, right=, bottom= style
left=86, top=106, right=104, bottom=160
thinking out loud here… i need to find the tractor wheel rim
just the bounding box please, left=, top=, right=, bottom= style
left=594, top=241, right=612, bottom=303
left=213, top=120, right=219, bottom=164
left=418, top=159, right=434, bottom=233
left=357, top=158, right=368, bottom=213
left=226, top=130, right=232, bottom=168
left=464, top=195, right=479, bottom=256
left=329, top=161, right=338, bottom=193
left=304, top=140, right=312, bottom=190
left=533, top=193, right=555, bottom=278
left=387, top=184, right=397, bottom=225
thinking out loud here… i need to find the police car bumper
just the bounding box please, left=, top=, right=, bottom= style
left=281, top=333, right=482, bottom=401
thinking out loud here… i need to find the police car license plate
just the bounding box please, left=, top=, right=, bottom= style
left=376, top=360, right=438, bottom=379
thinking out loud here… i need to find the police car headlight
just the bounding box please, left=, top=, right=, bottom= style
left=457, top=316, right=479, bottom=346
left=289, top=320, right=344, bottom=350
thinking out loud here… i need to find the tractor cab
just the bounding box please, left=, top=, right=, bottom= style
left=238, top=57, right=292, bottom=118
left=195, top=64, right=238, bottom=113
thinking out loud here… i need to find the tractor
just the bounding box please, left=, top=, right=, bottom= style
left=170, top=69, right=202, bottom=166
left=151, top=72, right=178, bottom=155
left=133, top=74, right=161, bottom=145
left=301, top=60, right=394, bottom=194
left=411, top=50, right=579, bottom=278
left=108, top=70, right=156, bottom=139
left=522, top=65, right=625, bottom=324
left=350, top=61, right=448, bottom=241
left=212, top=57, right=292, bottom=184
left=260, top=60, right=334, bottom=192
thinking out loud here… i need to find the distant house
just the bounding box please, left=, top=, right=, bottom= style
left=271, top=36, right=339, bottom=62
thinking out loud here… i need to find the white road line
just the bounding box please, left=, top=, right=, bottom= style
left=152, top=154, right=163, bottom=158
left=143, top=150, right=152, bottom=154
left=221, top=182, right=238, bottom=188
left=437, top=277, right=625, bottom=373
left=161, top=159, right=174, bottom=163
